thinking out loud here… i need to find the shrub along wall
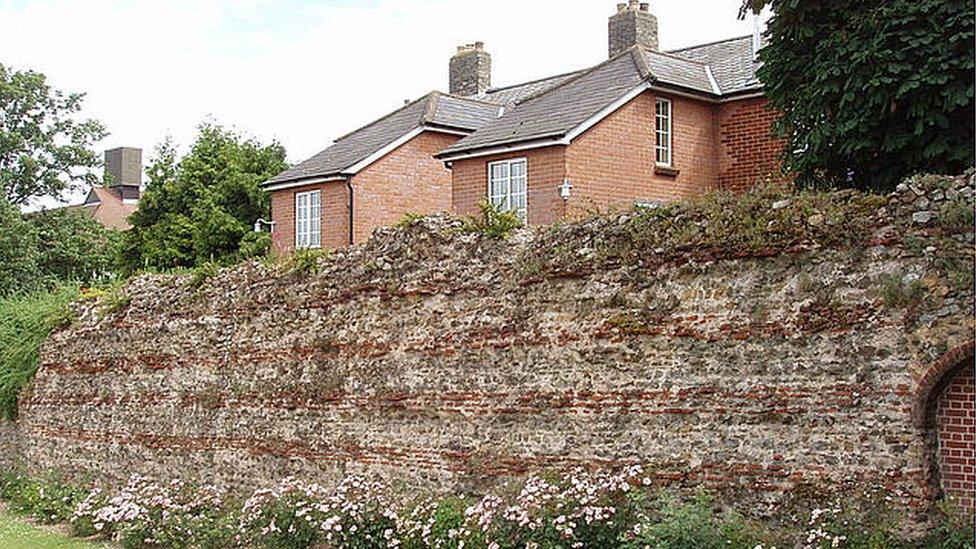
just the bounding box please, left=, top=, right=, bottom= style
left=5, top=174, right=974, bottom=532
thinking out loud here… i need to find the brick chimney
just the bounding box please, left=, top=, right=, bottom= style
left=608, top=0, right=658, bottom=58
left=104, top=147, right=142, bottom=202
left=449, top=42, right=491, bottom=96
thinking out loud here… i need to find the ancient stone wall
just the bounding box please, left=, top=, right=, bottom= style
left=6, top=174, right=974, bottom=525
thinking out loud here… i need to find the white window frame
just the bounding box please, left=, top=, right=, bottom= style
left=655, top=98, right=672, bottom=167
left=294, top=190, right=321, bottom=249
left=487, top=158, right=528, bottom=222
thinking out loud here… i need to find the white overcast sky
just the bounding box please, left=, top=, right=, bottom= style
left=0, top=0, right=769, bottom=208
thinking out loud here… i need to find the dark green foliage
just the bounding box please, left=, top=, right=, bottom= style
left=742, top=0, right=974, bottom=190
left=28, top=207, right=122, bottom=284
left=122, top=125, right=287, bottom=271
left=0, top=286, right=80, bottom=419
left=622, top=492, right=763, bottom=549
left=0, top=199, right=42, bottom=295
left=238, top=230, right=272, bottom=259
left=0, top=199, right=120, bottom=296
left=282, top=248, right=331, bottom=276
left=0, top=63, right=107, bottom=206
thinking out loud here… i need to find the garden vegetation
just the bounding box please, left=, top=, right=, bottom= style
left=0, top=467, right=971, bottom=548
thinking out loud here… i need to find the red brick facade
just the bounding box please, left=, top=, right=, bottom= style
left=717, top=97, right=787, bottom=191
left=452, top=91, right=784, bottom=225
left=452, top=146, right=567, bottom=225
left=936, top=363, right=975, bottom=516
left=270, top=131, right=459, bottom=255
left=270, top=180, right=351, bottom=254
left=351, top=131, right=456, bottom=244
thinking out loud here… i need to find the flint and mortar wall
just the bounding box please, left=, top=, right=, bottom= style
left=7, top=174, right=975, bottom=524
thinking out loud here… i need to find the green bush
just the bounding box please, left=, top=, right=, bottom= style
left=238, top=230, right=272, bottom=260
left=281, top=248, right=331, bottom=276
left=623, top=492, right=764, bottom=549
left=0, top=286, right=80, bottom=419
left=461, top=200, right=523, bottom=238
left=0, top=470, right=87, bottom=525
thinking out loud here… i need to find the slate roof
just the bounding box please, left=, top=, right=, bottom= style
left=667, top=35, right=760, bottom=94
left=439, top=38, right=762, bottom=158
left=472, top=71, right=585, bottom=106
left=263, top=92, right=500, bottom=186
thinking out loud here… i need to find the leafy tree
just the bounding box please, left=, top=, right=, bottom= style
left=0, top=63, right=107, bottom=205
left=29, top=208, right=121, bottom=283
left=122, top=124, right=286, bottom=271
left=0, top=199, right=119, bottom=296
left=0, top=199, right=41, bottom=295
left=741, top=0, right=974, bottom=190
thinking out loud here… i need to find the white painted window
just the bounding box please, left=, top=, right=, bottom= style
left=487, top=158, right=527, bottom=222
left=655, top=98, right=672, bottom=166
left=295, top=190, right=321, bottom=249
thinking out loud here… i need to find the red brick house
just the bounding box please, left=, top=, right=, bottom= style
left=263, top=1, right=784, bottom=254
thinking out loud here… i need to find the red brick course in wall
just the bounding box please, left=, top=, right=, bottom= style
left=717, top=97, right=786, bottom=191
left=270, top=131, right=460, bottom=254
left=936, top=363, right=975, bottom=516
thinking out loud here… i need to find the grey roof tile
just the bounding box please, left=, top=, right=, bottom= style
left=264, top=92, right=498, bottom=186
left=472, top=71, right=585, bottom=106
left=644, top=50, right=714, bottom=93
left=440, top=37, right=762, bottom=157
left=667, top=35, right=761, bottom=94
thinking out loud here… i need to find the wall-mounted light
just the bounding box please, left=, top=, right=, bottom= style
left=559, top=178, right=573, bottom=200
left=253, top=219, right=276, bottom=233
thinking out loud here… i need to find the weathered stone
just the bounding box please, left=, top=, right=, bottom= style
left=912, top=211, right=935, bottom=224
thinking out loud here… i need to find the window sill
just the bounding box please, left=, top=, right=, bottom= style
left=654, top=164, right=680, bottom=178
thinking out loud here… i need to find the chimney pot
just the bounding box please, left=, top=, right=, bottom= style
left=609, top=1, right=659, bottom=57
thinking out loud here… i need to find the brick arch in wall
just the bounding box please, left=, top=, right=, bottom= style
left=913, top=340, right=975, bottom=517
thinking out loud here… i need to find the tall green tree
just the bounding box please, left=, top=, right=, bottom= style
left=0, top=63, right=107, bottom=205
left=0, top=199, right=120, bottom=296
left=741, top=0, right=974, bottom=190
left=122, top=124, right=286, bottom=271
left=0, top=199, right=41, bottom=295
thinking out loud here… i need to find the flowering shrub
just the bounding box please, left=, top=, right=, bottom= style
left=1, top=466, right=973, bottom=548
left=237, top=475, right=397, bottom=549
left=71, top=474, right=231, bottom=548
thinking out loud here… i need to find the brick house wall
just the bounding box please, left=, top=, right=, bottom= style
left=566, top=91, right=716, bottom=217
left=351, top=131, right=457, bottom=244
left=270, top=180, right=350, bottom=255
left=271, top=131, right=460, bottom=254
left=451, top=91, right=782, bottom=225
left=451, top=146, right=567, bottom=225
left=936, top=364, right=975, bottom=516
left=717, top=97, right=785, bottom=191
